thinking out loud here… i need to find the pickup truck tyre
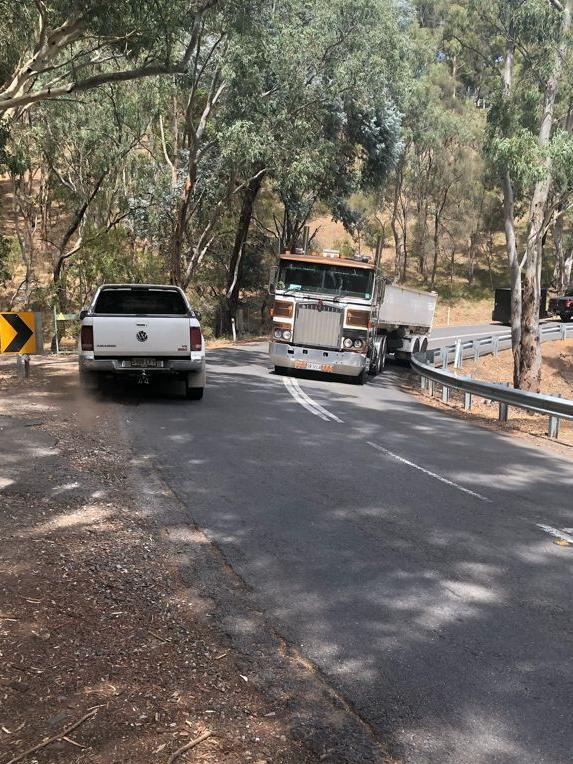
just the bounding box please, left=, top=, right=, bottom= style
left=184, top=369, right=205, bottom=401
left=79, top=369, right=100, bottom=391
left=560, top=313, right=572, bottom=323
left=186, top=385, right=204, bottom=400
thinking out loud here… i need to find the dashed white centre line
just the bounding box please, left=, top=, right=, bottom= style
left=367, top=441, right=491, bottom=502
left=282, top=377, right=343, bottom=423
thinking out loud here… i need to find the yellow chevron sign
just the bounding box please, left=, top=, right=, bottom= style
left=0, top=312, right=39, bottom=354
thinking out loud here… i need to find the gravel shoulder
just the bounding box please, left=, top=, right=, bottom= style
left=0, top=355, right=386, bottom=764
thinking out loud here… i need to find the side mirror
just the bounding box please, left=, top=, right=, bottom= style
left=268, top=265, right=278, bottom=295
left=79, top=309, right=88, bottom=320
left=194, top=310, right=202, bottom=321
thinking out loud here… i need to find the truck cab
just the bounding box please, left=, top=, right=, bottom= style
left=269, top=249, right=436, bottom=383
left=269, top=250, right=383, bottom=382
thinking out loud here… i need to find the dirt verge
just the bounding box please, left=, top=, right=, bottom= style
left=0, top=356, right=391, bottom=763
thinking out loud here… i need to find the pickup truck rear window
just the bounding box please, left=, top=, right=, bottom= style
left=94, top=288, right=188, bottom=315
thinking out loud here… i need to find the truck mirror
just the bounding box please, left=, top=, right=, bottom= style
left=79, top=309, right=88, bottom=320
left=268, top=265, right=278, bottom=294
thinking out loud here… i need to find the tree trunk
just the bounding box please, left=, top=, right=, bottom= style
left=519, top=0, right=572, bottom=391
left=391, top=161, right=405, bottom=280
left=500, top=29, right=522, bottom=388
left=430, top=209, right=439, bottom=287
left=552, top=211, right=566, bottom=291
left=222, top=170, right=265, bottom=335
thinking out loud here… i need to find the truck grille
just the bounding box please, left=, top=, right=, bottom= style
left=293, top=303, right=343, bottom=348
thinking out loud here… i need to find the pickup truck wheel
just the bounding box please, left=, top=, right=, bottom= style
left=79, top=370, right=100, bottom=391
left=186, top=385, right=204, bottom=400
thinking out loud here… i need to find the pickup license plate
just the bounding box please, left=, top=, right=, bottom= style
left=294, top=361, right=334, bottom=373
left=130, top=358, right=162, bottom=368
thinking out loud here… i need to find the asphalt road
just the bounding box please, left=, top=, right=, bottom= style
left=121, top=325, right=573, bottom=764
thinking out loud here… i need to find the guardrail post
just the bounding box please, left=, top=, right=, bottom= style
left=498, top=382, right=509, bottom=422
left=548, top=393, right=562, bottom=440
left=420, top=375, right=427, bottom=392
left=492, top=336, right=499, bottom=356
left=473, top=340, right=480, bottom=362
left=498, top=400, right=509, bottom=422
left=16, top=354, right=30, bottom=380
left=454, top=339, right=463, bottom=369
left=464, top=392, right=472, bottom=410
left=442, top=385, right=450, bottom=403
left=440, top=347, right=449, bottom=368
left=561, top=323, right=567, bottom=341
left=428, top=380, right=435, bottom=396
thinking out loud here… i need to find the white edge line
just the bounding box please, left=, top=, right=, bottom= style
left=367, top=441, right=491, bottom=503
left=289, top=378, right=344, bottom=423
left=536, top=524, right=573, bottom=544
left=282, top=377, right=330, bottom=421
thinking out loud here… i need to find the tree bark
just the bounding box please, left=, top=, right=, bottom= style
left=500, top=27, right=522, bottom=388
left=519, top=0, right=572, bottom=391
left=222, top=170, right=265, bottom=334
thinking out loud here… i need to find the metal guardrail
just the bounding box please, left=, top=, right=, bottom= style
left=411, top=321, right=573, bottom=439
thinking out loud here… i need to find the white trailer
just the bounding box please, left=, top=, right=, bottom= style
left=377, top=283, right=438, bottom=358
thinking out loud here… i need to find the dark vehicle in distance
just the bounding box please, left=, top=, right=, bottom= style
left=492, top=288, right=548, bottom=325
left=548, top=293, right=573, bottom=322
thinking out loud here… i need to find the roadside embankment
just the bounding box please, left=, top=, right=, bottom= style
left=406, top=338, right=573, bottom=452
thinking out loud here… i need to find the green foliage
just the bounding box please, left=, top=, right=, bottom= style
left=0, top=234, right=12, bottom=285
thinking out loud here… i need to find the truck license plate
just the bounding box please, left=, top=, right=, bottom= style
left=294, top=361, right=333, bottom=372
left=130, top=358, right=161, bottom=368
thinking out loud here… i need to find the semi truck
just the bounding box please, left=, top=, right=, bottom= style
left=268, top=248, right=437, bottom=383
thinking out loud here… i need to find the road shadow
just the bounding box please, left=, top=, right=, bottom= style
left=121, top=346, right=573, bottom=763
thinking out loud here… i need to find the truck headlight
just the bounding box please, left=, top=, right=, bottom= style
left=353, top=338, right=364, bottom=349
left=274, top=328, right=283, bottom=339
left=282, top=329, right=292, bottom=341
left=343, top=337, right=354, bottom=349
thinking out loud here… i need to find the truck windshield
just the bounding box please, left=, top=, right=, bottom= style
left=94, top=288, right=188, bottom=315
left=277, top=260, right=373, bottom=299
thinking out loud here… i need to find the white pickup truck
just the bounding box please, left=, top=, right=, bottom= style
left=78, top=283, right=206, bottom=399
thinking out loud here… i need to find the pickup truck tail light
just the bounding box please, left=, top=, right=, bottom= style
left=190, top=326, right=202, bottom=352
left=80, top=325, right=94, bottom=351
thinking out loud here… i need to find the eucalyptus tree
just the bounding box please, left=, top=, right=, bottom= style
left=0, top=0, right=219, bottom=117
left=7, top=82, right=157, bottom=308
left=452, top=0, right=573, bottom=390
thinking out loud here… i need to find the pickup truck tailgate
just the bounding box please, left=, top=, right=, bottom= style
left=93, top=316, right=190, bottom=357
